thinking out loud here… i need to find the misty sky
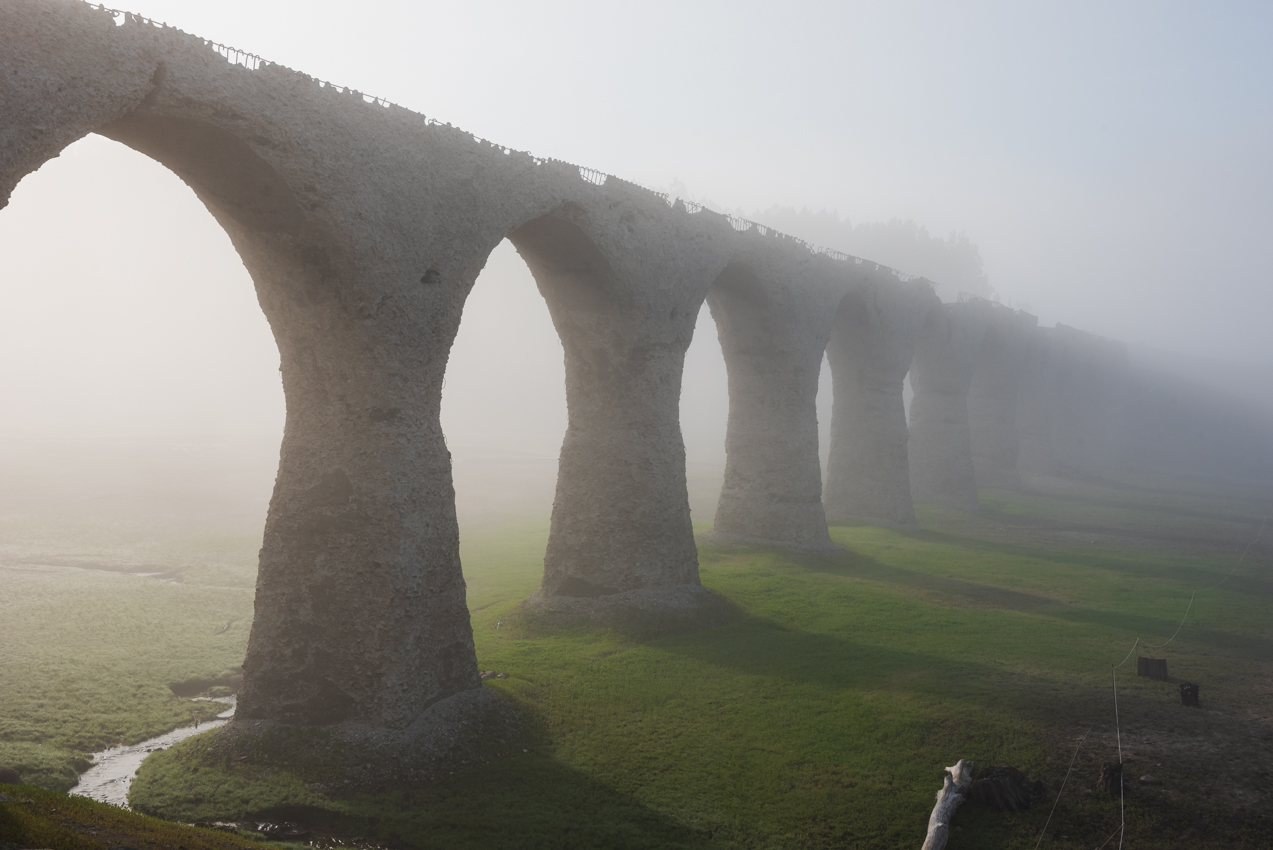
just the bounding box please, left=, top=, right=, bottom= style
left=2, top=0, right=1272, bottom=481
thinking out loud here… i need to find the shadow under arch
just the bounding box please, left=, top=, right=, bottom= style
left=99, top=114, right=306, bottom=237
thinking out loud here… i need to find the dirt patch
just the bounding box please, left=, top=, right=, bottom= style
left=1034, top=667, right=1273, bottom=845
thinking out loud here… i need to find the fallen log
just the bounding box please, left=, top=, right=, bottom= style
left=921, top=759, right=975, bottom=850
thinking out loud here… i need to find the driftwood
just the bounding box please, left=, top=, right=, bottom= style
left=1179, top=681, right=1199, bottom=707
left=1137, top=656, right=1169, bottom=681
left=921, top=759, right=975, bottom=850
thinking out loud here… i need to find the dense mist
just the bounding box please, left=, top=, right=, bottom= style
left=3, top=0, right=1271, bottom=534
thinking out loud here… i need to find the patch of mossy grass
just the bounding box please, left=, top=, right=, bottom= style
left=7, top=475, right=1273, bottom=849
left=124, top=478, right=1273, bottom=850
left=0, top=556, right=254, bottom=790
left=0, top=782, right=275, bottom=849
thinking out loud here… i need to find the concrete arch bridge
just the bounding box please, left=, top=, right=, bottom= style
left=1, top=0, right=1126, bottom=770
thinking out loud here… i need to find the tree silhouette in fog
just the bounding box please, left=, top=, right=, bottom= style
left=750, top=206, right=993, bottom=303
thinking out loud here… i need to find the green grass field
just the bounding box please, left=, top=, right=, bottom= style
left=3, top=472, right=1271, bottom=849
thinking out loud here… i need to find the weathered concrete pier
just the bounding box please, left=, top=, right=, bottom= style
left=908, top=299, right=996, bottom=510
left=8, top=0, right=1270, bottom=779
left=822, top=275, right=939, bottom=527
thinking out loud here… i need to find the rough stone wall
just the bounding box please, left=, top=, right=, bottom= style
left=907, top=298, right=996, bottom=510
left=967, top=306, right=1038, bottom=488
left=704, top=241, right=850, bottom=551
left=822, top=275, right=939, bottom=526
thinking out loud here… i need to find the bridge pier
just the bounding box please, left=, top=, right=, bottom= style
left=1015, top=326, right=1057, bottom=476
left=703, top=248, right=845, bottom=552
left=511, top=198, right=734, bottom=627
left=823, top=275, right=939, bottom=527
left=1041, top=325, right=1130, bottom=476
left=907, top=298, right=996, bottom=510
left=0, top=0, right=536, bottom=772
left=968, top=306, right=1038, bottom=488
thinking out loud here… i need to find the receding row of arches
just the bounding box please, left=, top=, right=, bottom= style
left=1, top=106, right=1011, bottom=736
left=1, top=133, right=911, bottom=552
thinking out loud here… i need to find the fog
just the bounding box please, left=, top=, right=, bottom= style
left=2, top=0, right=1271, bottom=534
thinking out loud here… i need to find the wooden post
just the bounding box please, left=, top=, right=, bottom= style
left=1136, top=656, right=1168, bottom=681
left=1179, top=681, right=1199, bottom=707
left=1100, top=762, right=1122, bottom=796
left=921, top=759, right=975, bottom=850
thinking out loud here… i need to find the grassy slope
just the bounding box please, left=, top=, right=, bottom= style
left=133, top=480, right=1272, bottom=849
left=0, top=783, right=279, bottom=850
left=4, top=474, right=1271, bottom=848
left=0, top=555, right=255, bottom=789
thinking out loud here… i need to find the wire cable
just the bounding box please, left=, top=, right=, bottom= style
left=1111, top=667, right=1125, bottom=848
left=1112, top=509, right=1269, bottom=669
left=1033, top=725, right=1092, bottom=850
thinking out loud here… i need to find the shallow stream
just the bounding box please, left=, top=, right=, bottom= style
left=69, top=696, right=235, bottom=807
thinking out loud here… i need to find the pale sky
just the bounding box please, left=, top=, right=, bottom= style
left=2, top=1, right=1271, bottom=499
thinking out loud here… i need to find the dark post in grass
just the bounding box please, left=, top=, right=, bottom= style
left=1100, top=762, right=1123, bottom=796
left=1136, top=656, right=1169, bottom=681
left=1179, top=682, right=1200, bottom=707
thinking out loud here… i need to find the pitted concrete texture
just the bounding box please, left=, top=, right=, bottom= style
left=968, top=305, right=1038, bottom=488
left=2, top=0, right=941, bottom=741
left=701, top=241, right=852, bottom=552
left=823, top=276, right=940, bottom=526
left=908, top=298, right=997, bottom=510
left=510, top=199, right=734, bottom=603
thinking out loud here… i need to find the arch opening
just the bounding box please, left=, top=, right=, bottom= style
left=440, top=236, right=567, bottom=540
left=0, top=133, right=285, bottom=571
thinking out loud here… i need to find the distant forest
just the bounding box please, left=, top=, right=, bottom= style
left=748, top=206, right=994, bottom=304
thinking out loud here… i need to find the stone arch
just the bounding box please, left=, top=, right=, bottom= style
left=1, top=13, right=491, bottom=732
left=908, top=298, right=997, bottom=511
left=492, top=200, right=733, bottom=625
left=823, top=274, right=938, bottom=527
left=702, top=252, right=843, bottom=552
left=967, top=306, right=1038, bottom=488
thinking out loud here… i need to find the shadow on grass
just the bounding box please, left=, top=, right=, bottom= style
left=792, top=545, right=1061, bottom=612
left=700, top=538, right=1273, bottom=675
left=848, top=518, right=1273, bottom=601
left=354, top=754, right=717, bottom=850
left=134, top=718, right=714, bottom=850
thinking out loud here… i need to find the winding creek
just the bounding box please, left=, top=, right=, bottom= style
left=69, top=696, right=236, bottom=807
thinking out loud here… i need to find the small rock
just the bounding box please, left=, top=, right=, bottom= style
left=1140, top=774, right=1160, bottom=785
left=0, top=766, right=21, bottom=784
